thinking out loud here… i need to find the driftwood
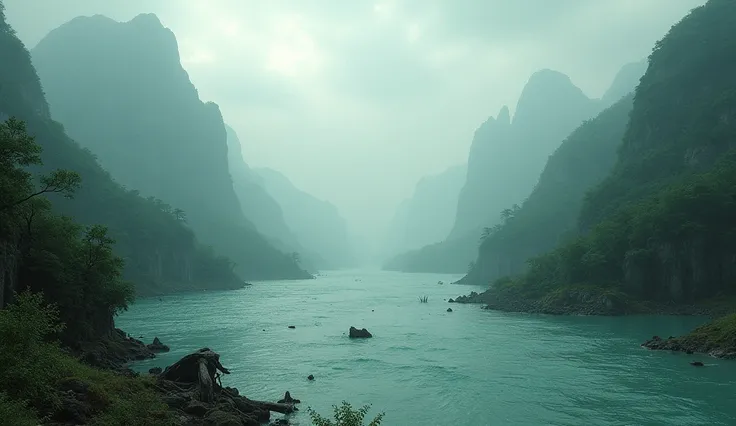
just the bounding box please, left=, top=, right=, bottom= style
left=156, top=347, right=297, bottom=424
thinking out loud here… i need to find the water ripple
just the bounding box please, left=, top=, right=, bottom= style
left=118, top=270, right=736, bottom=426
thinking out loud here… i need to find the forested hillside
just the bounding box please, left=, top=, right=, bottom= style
left=468, top=0, right=736, bottom=314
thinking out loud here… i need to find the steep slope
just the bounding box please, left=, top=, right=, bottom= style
left=384, top=69, right=609, bottom=273
left=0, top=8, right=242, bottom=297
left=601, top=59, right=647, bottom=105
left=224, top=126, right=298, bottom=249
left=451, top=70, right=600, bottom=240
left=463, top=94, right=634, bottom=285
left=255, top=168, right=355, bottom=269
left=224, top=125, right=323, bottom=272
left=468, top=0, right=736, bottom=314
left=383, top=165, right=466, bottom=257
left=31, top=14, right=309, bottom=280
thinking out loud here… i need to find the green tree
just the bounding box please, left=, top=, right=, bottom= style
left=308, top=401, right=384, bottom=426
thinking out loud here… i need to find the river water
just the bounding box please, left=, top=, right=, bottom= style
left=117, top=269, right=736, bottom=426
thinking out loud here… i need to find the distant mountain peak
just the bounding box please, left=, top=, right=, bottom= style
left=129, top=13, right=164, bottom=28
left=513, top=68, right=591, bottom=127
left=602, top=59, right=647, bottom=105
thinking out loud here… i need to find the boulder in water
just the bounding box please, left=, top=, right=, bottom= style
left=147, top=337, right=170, bottom=353
left=349, top=326, right=372, bottom=338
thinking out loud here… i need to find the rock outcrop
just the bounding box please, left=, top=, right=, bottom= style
left=349, top=326, right=372, bottom=338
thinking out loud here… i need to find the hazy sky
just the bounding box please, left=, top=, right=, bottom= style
left=5, top=0, right=706, bottom=247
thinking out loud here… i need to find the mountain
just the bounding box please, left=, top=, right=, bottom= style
left=31, top=14, right=309, bottom=280
left=601, top=59, right=647, bottom=105
left=451, top=69, right=602, bottom=240
left=383, top=165, right=466, bottom=257
left=384, top=68, right=621, bottom=273
left=466, top=0, right=736, bottom=314
left=462, top=93, right=635, bottom=285
left=255, top=168, right=355, bottom=269
left=0, top=8, right=243, bottom=300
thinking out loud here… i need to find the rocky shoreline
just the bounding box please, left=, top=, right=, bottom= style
left=641, top=314, right=736, bottom=359
left=450, top=289, right=736, bottom=317
left=63, top=334, right=296, bottom=426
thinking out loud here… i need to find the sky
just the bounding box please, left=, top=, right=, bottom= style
left=4, top=0, right=706, bottom=249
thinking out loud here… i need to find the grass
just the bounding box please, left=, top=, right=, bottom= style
left=0, top=291, right=175, bottom=426
left=678, top=314, right=736, bottom=350
left=418, top=296, right=428, bottom=303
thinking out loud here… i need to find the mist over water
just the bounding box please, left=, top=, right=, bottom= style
left=118, top=270, right=736, bottom=426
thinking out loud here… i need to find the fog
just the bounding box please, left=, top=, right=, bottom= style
left=4, top=0, right=706, bottom=258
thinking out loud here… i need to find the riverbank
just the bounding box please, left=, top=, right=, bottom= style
left=642, top=314, right=736, bottom=359
left=450, top=286, right=736, bottom=317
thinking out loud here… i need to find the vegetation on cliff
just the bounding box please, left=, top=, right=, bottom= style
left=464, top=94, right=634, bottom=286
left=468, top=0, right=736, bottom=314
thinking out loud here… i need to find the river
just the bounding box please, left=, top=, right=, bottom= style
left=117, top=269, right=736, bottom=425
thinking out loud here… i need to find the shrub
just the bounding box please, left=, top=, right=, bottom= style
left=308, top=401, right=384, bottom=426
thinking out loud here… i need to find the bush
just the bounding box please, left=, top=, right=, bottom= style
left=308, top=401, right=384, bottom=426
left=0, top=290, right=174, bottom=425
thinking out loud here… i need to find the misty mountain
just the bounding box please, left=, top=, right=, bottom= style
left=385, top=67, right=633, bottom=273
left=31, top=13, right=310, bottom=280
left=451, top=69, right=603, bottom=240
left=0, top=9, right=243, bottom=297
left=462, top=93, right=635, bottom=285
left=383, top=165, right=466, bottom=257
left=255, top=168, right=355, bottom=269
left=601, top=59, right=647, bottom=105
left=471, top=0, right=736, bottom=312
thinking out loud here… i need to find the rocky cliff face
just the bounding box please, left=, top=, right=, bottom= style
left=31, top=14, right=309, bottom=280
left=463, top=94, right=635, bottom=285
left=450, top=69, right=600, bottom=240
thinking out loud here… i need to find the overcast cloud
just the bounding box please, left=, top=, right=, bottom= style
left=4, top=0, right=706, bottom=248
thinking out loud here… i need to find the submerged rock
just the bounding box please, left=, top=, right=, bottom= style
left=690, top=361, right=705, bottom=367
left=307, top=374, right=315, bottom=381
left=349, top=326, right=372, bottom=338
left=147, top=336, right=170, bottom=353
left=288, top=325, right=296, bottom=329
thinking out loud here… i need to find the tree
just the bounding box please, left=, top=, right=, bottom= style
left=308, top=401, right=384, bottom=426
left=0, top=118, right=80, bottom=212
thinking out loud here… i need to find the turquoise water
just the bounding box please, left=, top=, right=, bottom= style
left=117, top=270, right=736, bottom=426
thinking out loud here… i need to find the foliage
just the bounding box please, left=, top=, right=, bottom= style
left=476, top=0, right=736, bottom=308
left=579, top=0, right=736, bottom=228
left=495, top=150, right=736, bottom=306
left=0, top=118, right=135, bottom=343
left=418, top=295, right=428, bottom=303
left=0, top=291, right=175, bottom=425
left=678, top=313, right=736, bottom=349
left=308, top=401, right=384, bottom=426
